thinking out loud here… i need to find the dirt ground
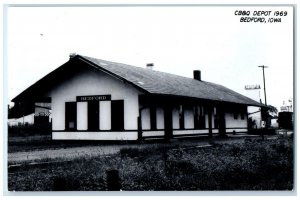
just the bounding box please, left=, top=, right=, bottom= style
left=7, top=134, right=281, bottom=165
left=8, top=145, right=121, bottom=164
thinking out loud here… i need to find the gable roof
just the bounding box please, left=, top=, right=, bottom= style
left=80, top=55, right=262, bottom=106
left=12, top=54, right=263, bottom=107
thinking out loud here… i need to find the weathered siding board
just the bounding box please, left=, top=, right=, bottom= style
left=173, top=129, right=209, bottom=135
left=142, top=131, right=165, bottom=137
left=52, top=131, right=138, bottom=140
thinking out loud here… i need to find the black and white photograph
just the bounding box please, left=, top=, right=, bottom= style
left=3, top=1, right=296, bottom=195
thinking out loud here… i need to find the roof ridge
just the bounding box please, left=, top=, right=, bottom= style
left=80, top=54, right=202, bottom=82
left=79, top=54, right=262, bottom=106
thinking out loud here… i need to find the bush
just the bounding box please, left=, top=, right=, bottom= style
left=248, top=128, right=276, bottom=135
left=8, top=123, right=51, bottom=137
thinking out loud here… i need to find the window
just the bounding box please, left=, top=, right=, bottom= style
left=65, top=102, right=77, bottom=130
left=214, top=107, right=219, bottom=128
left=194, top=106, right=200, bottom=129
left=240, top=107, right=245, bottom=120
left=194, top=106, right=199, bottom=129
left=111, top=100, right=124, bottom=131
left=200, top=106, right=206, bottom=128
left=241, top=112, right=245, bottom=120
left=194, top=106, right=206, bottom=129
left=234, top=111, right=238, bottom=119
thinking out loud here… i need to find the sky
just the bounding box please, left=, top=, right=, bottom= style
left=6, top=5, right=294, bottom=110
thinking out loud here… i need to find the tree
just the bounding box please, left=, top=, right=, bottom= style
left=267, top=105, right=278, bottom=116
left=261, top=104, right=278, bottom=128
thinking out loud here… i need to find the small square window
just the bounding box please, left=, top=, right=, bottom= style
left=241, top=113, right=245, bottom=120
left=69, top=122, right=75, bottom=129
left=234, top=112, right=238, bottom=119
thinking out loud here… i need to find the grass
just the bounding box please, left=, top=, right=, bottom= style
left=8, top=136, right=136, bottom=153
left=8, top=137, right=294, bottom=191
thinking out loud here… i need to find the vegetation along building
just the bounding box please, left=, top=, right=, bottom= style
left=12, top=54, right=263, bottom=141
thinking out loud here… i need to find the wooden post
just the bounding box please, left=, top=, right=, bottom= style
left=163, top=149, right=169, bottom=176
left=164, top=105, right=173, bottom=141
left=137, top=116, right=142, bottom=142
left=53, top=177, right=67, bottom=191
left=106, top=169, right=121, bottom=191
left=208, top=105, right=213, bottom=138
left=217, top=106, right=226, bottom=137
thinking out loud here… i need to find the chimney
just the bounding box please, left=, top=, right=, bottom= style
left=69, top=53, right=77, bottom=59
left=193, top=70, right=201, bottom=81
left=146, top=63, right=154, bottom=70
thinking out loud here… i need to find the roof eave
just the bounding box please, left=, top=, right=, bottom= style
left=11, top=55, right=150, bottom=102
left=143, top=93, right=264, bottom=107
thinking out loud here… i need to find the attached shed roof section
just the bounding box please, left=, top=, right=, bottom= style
left=80, top=55, right=262, bottom=106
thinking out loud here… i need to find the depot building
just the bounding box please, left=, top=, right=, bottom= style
left=12, top=54, right=263, bottom=141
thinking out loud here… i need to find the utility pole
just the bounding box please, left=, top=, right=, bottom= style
left=258, top=65, right=268, bottom=106
left=258, top=65, right=269, bottom=134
